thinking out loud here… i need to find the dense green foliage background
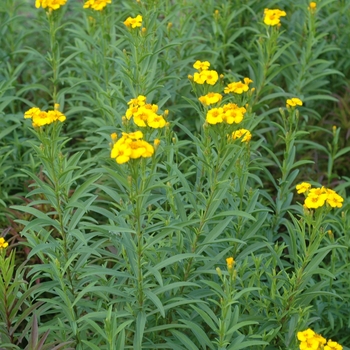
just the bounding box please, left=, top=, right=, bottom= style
left=0, top=0, right=350, bottom=349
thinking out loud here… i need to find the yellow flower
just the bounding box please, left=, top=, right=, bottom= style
left=296, top=182, right=311, bottom=194
left=206, top=108, right=224, bottom=125
left=110, top=133, right=118, bottom=142
left=286, top=97, right=303, bottom=108
left=244, top=77, right=253, bottom=85
left=193, top=72, right=207, bottom=84
left=297, top=329, right=316, bottom=342
left=232, top=129, right=252, bottom=143
left=304, top=192, right=328, bottom=209
left=264, top=8, right=287, bottom=26
left=0, top=237, right=8, bottom=249
left=128, top=95, right=146, bottom=107
left=111, top=143, right=132, bottom=164
left=83, top=0, right=111, bottom=11
left=147, top=113, right=166, bottom=128
left=198, top=92, right=222, bottom=106
left=224, top=81, right=249, bottom=94
left=324, top=340, right=343, bottom=350
left=133, top=107, right=152, bottom=127
left=308, top=2, right=317, bottom=13
left=223, top=106, right=244, bottom=124
left=226, top=257, right=235, bottom=269
left=193, top=60, right=210, bottom=71
left=35, top=0, right=67, bottom=10
left=110, top=132, right=154, bottom=164
left=326, top=192, right=344, bottom=208
left=124, top=15, right=143, bottom=28
left=47, top=110, right=66, bottom=123
left=203, top=70, right=219, bottom=85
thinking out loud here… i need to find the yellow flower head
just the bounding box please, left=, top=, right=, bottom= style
left=226, top=257, right=235, bottom=269
left=110, top=131, right=154, bottom=164
left=206, top=108, right=224, bottom=125
left=198, top=92, right=222, bottom=106
left=224, top=81, right=249, bottom=94
left=309, top=2, right=317, bottom=9
left=0, top=237, right=9, bottom=249
left=83, top=0, right=111, bottom=11
left=324, top=340, right=343, bottom=350
left=296, top=182, right=311, bottom=194
left=223, top=105, right=245, bottom=124
left=232, top=129, right=252, bottom=143
left=193, top=60, right=210, bottom=72
left=124, top=15, right=143, bottom=28
left=308, top=2, right=317, bottom=13
left=326, top=192, right=344, bottom=208
left=35, top=0, right=67, bottom=10
left=286, top=97, right=303, bottom=108
left=264, top=8, right=287, bottom=26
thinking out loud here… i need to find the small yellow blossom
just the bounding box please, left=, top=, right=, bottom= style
left=264, top=8, right=287, bottom=26
left=193, top=60, right=210, bottom=71
left=224, top=81, right=249, bottom=94
left=35, top=0, right=67, bottom=10
left=232, top=129, right=252, bottom=143
left=308, top=2, right=317, bottom=13
left=198, top=92, right=222, bottom=106
left=124, top=15, right=143, bottom=28
left=83, top=0, right=111, bottom=11
left=324, top=340, right=343, bottom=350
left=24, top=107, right=66, bottom=127
left=226, top=257, right=235, bottom=269
left=296, top=182, right=311, bottom=194
left=0, top=237, right=8, bottom=249
left=286, top=98, right=303, bottom=108
left=206, top=108, right=224, bottom=125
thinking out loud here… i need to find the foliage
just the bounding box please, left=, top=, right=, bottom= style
left=0, top=0, right=349, bottom=349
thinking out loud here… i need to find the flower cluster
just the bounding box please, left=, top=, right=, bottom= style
left=110, top=131, right=154, bottom=164
left=263, top=8, right=287, bottom=26
left=297, top=329, right=342, bottom=350
left=224, top=78, right=253, bottom=94
left=0, top=237, right=8, bottom=249
left=35, top=0, right=67, bottom=10
left=191, top=60, right=253, bottom=142
left=24, top=105, right=66, bottom=127
left=124, top=15, right=143, bottom=28
left=296, top=182, right=344, bottom=209
left=192, top=60, right=219, bottom=85
left=83, top=0, right=111, bottom=11
left=124, top=95, right=167, bottom=129
left=286, top=97, right=303, bottom=108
